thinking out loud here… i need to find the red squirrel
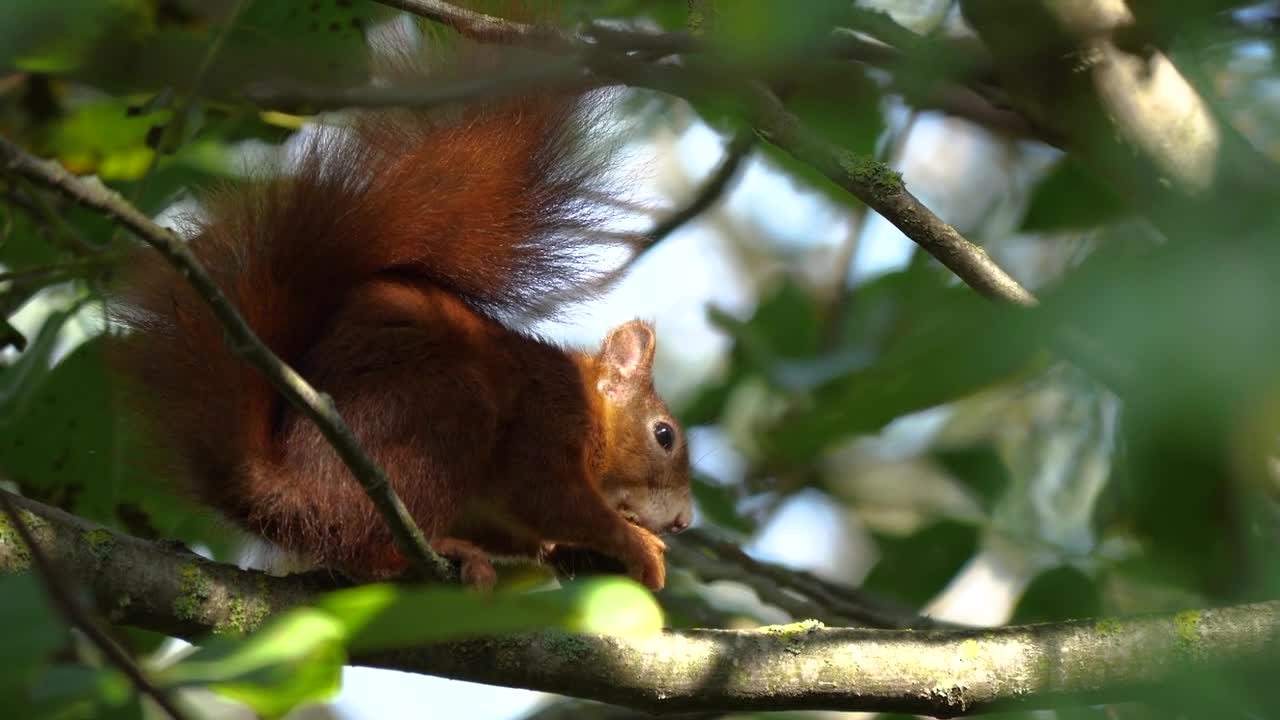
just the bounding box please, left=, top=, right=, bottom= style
left=105, top=77, right=692, bottom=591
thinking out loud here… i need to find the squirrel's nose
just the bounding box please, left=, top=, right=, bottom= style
left=668, top=513, right=691, bottom=534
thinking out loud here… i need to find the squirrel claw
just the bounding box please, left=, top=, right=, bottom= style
left=460, top=559, right=498, bottom=592
left=622, top=526, right=667, bottom=591
left=432, top=538, right=497, bottom=592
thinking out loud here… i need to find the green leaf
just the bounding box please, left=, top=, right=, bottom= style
left=5, top=0, right=380, bottom=97
left=690, top=473, right=755, bottom=535
left=761, top=64, right=885, bottom=208
left=703, top=279, right=836, bottom=392
left=1043, top=236, right=1280, bottom=597
left=42, top=99, right=172, bottom=180
left=0, top=0, right=152, bottom=74
left=0, top=574, right=69, bottom=699
left=164, top=577, right=661, bottom=718
left=1010, top=565, right=1100, bottom=624
left=932, top=445, right=1011, bottom=513
left=766, top=288, right=1045, bottom=462
left=0, top=336, right=228, bottom=551
left=708, top=1, right=847, bottom=67
left=0, top=337, right=137, bottom=511
left=0, top=205, right=69, bottom=278
left=0, top=307, right=79, bottom=420
left=1020, top=156, right=1129, bottom=233
left=316, top=576, right=664, bottom=653
left=163, top=608, right=345, bottom=720
left=26, top=665, right=140, bottom=720
left=862, top=521, right=978, bottom=607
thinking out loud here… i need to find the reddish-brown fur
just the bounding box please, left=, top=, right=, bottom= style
left=107, top=85, right=691, bottom=590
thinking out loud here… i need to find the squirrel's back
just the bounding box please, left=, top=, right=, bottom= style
left=107, top=90, right=627, bottom=504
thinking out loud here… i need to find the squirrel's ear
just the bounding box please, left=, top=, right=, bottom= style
left=597, top=319, right=656, bottom=399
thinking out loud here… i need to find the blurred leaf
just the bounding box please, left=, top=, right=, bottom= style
left=932, top=445, right=1011, bottom=513
left=0, top=204, right=69, bottom=275
left=5, top=0, right=380, bottom=97
left=26, top=665, right=140, bottom=720
left=709, top=1, right=847, bottom=67
left=42, top=100, right=172, bottom=179
left=163, top=608, right=345, bottom=720
left=681, top=279, right=829, bottom=424
left=0, top=574, right=69, bottom=698
left=862, top=520, right=978, bottom=607
left=316, top=576, right=664, bottom=653
left=0, top=0, right=153, bottom=74
left=767, top=288, right=1045, bottom=462
left=1020, top=156, right=1129, bottom=233
left=1010, top=565, right=1101, bottom=623
left=0, top=306, right=79, bottom=418
left=0, top=336, right=140, bottom=508
left=678, top=378, right=735, bottom=427
left=832, top=256, right=938, bottom=353
left=165, top=577, right=662, bottom=718
left=690, top=473, right=754, bottom=535
left=761, top=63, right=884, bottom=208
left=0, top=318, right=26, bottom=352
left=1042, top=236, right=1280, bottom=596
left=0, top=336, right=228, bottom=550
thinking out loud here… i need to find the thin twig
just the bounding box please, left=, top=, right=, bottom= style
left=674, top=528, right=954, bottom=629
left=842, top=6, right=930, bottom=53
left=372, top=0, right=1035, bottom=304
left=331, top=2, right=1046, bottom=150
left=0, top=258, right=115, bottom=285
left=526, top=129, right=753, bottom=316
left=648, top=130, right=754, bottom=245
left=663, top=541, right=864, bottom=627
left=581, top=51, right=1039, bottom=306
left=378, top=0, right=574, bottom=47
left=374, top=3, right=1145, bottom=403
left=3, top=184, right=105, bottom=255
left=821, top=110, right=921, bottom=349
left=0, top=492, right=190, bottom=720
left=243, top=57, right=585, bottom=112
left=122, top=0, right=250, bottom=237
left=738, top=79, right=1035, bottom=305
left=0, top=138, right=453, bottom=584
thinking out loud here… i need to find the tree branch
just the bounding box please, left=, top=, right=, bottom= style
left=587, top=54, right=1038, bottom=306
left=365, top=0, right=1035, bottom=306
left=3, top=491, right=1278, bottom=718
left=647, top=130, right=754, bottom=246
left=0, top=492, right=191, bottom=720
left=670, top=528, right=952, bottom=630
left=0, top=137, right=453, bottom=584
left=959, top=0, right=1280, bottom=240
left=377, top=0, right=573, bottom=47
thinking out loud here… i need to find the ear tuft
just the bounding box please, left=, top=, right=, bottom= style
left=597, top=319, right=656, bottom=399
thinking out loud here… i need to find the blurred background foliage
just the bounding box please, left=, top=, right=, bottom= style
left=5, top=0, right=1280, bottom=719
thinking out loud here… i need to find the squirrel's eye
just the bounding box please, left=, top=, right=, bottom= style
left=653, top=421, right=675, bottom=452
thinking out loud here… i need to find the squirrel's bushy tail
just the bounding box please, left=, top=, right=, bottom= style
left=107, top=89, right=628, bottom=503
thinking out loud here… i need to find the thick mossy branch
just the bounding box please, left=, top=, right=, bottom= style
left=2, top=492, right=1278, bottom=717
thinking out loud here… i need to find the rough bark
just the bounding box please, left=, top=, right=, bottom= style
left=2, top=492, right=1278, bottom=717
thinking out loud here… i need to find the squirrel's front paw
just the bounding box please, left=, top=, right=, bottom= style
left=621, top=526, right=667, bottom=591
left=432, top=538, right=497, bottom=592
